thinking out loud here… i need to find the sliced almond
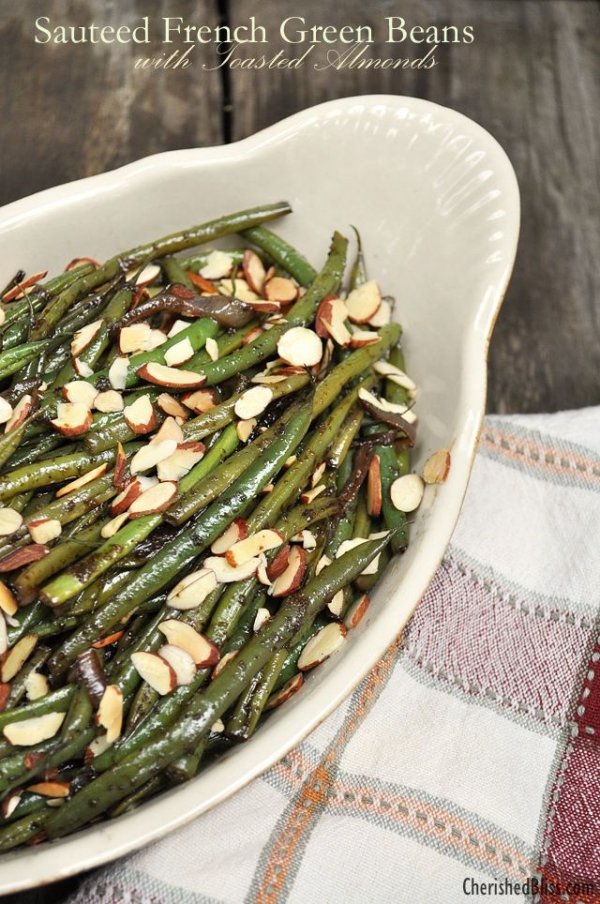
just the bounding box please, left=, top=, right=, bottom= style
left=167, top=319, right=190, bottom=339
left=368, top=299, right=392, bottom=327
left=372, top=360, right=416, bottom=392
left=242, top=249, right=266, bottom=294
left=157, top=392, right=189, bottom=419
left=350, top=330, right=380, bottom=348
left=130, top=439, right=178, bottom=474
left=71, top=320, right=103, bottom=358
left=110, top=478, right=143, bottom=516
left=345, top=593, right=370, bottom=629
left=0, top=545, right=49, bottom=572
left=94, top=389, right=124, bottom=413
left=267, top=544, right=291, bottom=581
left=316, top=297, right=352, bottom=347
left=297, top=622, right=347, bottom=671
left=181, top=388, right=218, bottom=414
left=72, top=357, right=94, bottom=378
left=236, top=418, right=256, bottom=442
left=166, top=568, right=218, bottom=611
left=225, top=529, right=284, bottom=567
left=113, top=441, right=128, bottom=491
left=345, top=280, right=382, bottom=324
left=316, top=554, right=332, bottom=576
left=205, top=337, right=219, bottom=362
left=158, top=645, right=196, bottom=686
left=0, top=619, right=8, bottom=657
left=128, top=481, right=177, bottom=517
left=300, top=485, right=326, bottom=505
left=27, top=518, right=62, bottom=545
left=253, top=607, right=271, bottom=633
left=251, top=373, right=287, bottom=385
left=423, top=449, right=451, bottom=485
left=1, top=791, right=22, bottom=818
left=62, top=381, right=98, bottom=410
left=158, top=619, right=220, bottom=667
left=123, top=394, right=157, bottom=435
left=266, top=673, right=304, bottom=710
left=0, top=508, right=23, bottom=536
left=164, top=337, right=194, bottom=367
left=277, top=327, right=322, bottom=367
left=96, top=684, right=123, bottom=744
left=367, top=455, right=382, bottom=517
left=137, top=362, right=205, bottom=389
left=257, top=556, right=272, bottom=587
left=203, top=555, right=261, bottom=583
left=358, top=387, right=417, bottom=424
left=0, top=581, right=18, bottom=617
left=220, top=277, right=259, bottom=304
left=298, top=530, right=317, bottom=550
left=151, top=416, right=184, bottom=445
left=85, top=734, right=111, bottom=761
left=390, top=474, right=424, bottom=513
left=234, top=386, right=273, bottom=420
left=200, top=250, right=234, bottom=280
left=1, top=634, right=38, bottom=682
left=284, top=455, right=297, bottom=469
left=0, top=398, right=13, bottom=426
left=2, top=271, right=48, bottom=302
left=311, top=462, right=326, bottom=488
left=5, top=395, right=32, bottom=433
left=108, top=356, right=129, bottom=390
left=55, top=463, right=108, bottom=498
left=211, top=649, right=236, bottom=680
left=335, top=537, right=381, bottom=575
left=264, top=276, right=298, bottom=304
left=157, top=442, right=205, bottom=481
left=65, top=256, right=100, bottom=271
left=26, top=781, right=70, bottom=799
left=101, top=511, right=129, bottom=539
left=243, top=326, right=264, bottom=346
left=50, top=402, right=92, bottom=437
left=119, top=323, right=153, bottom=355
left=3, top=711, right=65, bottom=746
left=270, top=545, right=307, bottom=597
left=327, top=589, right=345, bottom=617
left=126, top=263, right=161, bottom=286
left=131, top=652, right=176, bottom=695
left=210, top=518, right=248, bottom=555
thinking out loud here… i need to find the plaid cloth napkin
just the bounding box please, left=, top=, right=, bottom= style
left=68, top=409, right=600, bottom=904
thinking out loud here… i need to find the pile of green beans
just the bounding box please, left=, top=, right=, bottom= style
left=0, top=204, right=418, bottom=849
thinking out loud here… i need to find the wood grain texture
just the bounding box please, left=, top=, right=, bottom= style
left=0, top=2, right=597, bottom=900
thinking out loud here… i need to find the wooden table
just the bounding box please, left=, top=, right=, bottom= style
left=0, top=1, right=597, bottom=900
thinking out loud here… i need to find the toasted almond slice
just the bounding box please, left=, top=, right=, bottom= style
left=211, top=718, right=225, bottom=734
left=357, top=387, right=417, bottom=426
left=298, top=529, right=317, bottom=550
left=97, top=685, right=123, bottom=744
left=200, top=250, right=234, bottom=280
left=137, top=362, right=205, bottom=389
left=158, top=619, right=220, bottom=667
left=26, top=781, right=70, bottom=799
left=0, top=545, right=48, bottom=573
left=2, top=271, right=48, bottom=302
left=4, top=395, right=32, bottom=433
left=367, top=455, right=382, bottom=517
left=311, top=462, right=326, bottom=488
left=210, top=518, right=248, bottom=555
left=119, top=323, right=153, bottom=355
left=1, top=634, right=38, bottom=682
left=65, top=256, right=100, bottom=271
left=345, top=280, right=382, bottom=324
left=345, top=593, right=370, bottom=629
left=85, top=734, right=111, bottom=761
left=55, top=463, right=108, bottom=498
left=151, top=416, right=184, bottom=445
left=300, top=485, right=326, bottom=505
left=253, top=607, right=271, bottom=633
left=0, top=398, right=13, bottom=426
left=236, top=418, right=256, bottom=442
left=368, top=298, right=392, bottom=327
left=94, top=389, right=124, bottom=413
left=234, top=386, right=273, bottom=420
left=1, top=791, right=22, bottom=818
left=315, top=297, right=351, bottom=346
left=157, top=393, right=189, bottom=419
left=372, top=360, right=416, bottom=391
left=181, top=388, right=218, bottom=414
left=147, top=329, right=168, bottom=350
left=108, top=357, right=129, bottom=390
left=350, top=330, right=380, bottom=348
left=205, top=337, right=219, bottom=362
left=123, top=394, right=157, bottom=435
left=243, top=326, right=264, bottom=346
left=50, top=402, right=92, bottom=437
left=298, top=622, right=347, bottom=671
left=277, top=327, right=322, bottom=367
left=225, top=529, right=284, bottom=567
left=27, top=518, right=62, bottom=545
left=267, top=544, right=291, bottom=581
left=270, top=545, right=307, bottom=597
left=71, top=320, right=103, bottom=358
left=110, top=478, right=143, bottom=516
left=211, top=649, right=236, bottom=679
left=62, top=381, right=98, bottom=410
left=167, top=319, right=190, bottom=339
left=423, top=449, right=451, bottom=485
left=101, top=511, right=129, bottom=539
left=0, top=508, right=23, bottom=536
left=264, top=276, right=298, bottom=304
left=284, top=455, right=297, bottom=469
left=0, top=581, right=18, bottom=617
left=327, top=589, right=345, bottom=617
left=220, top=277, right=259, bottom=304
left=126, top=263, right=161, bottom=286
left=335, top=537, right=381, bottom=575
left=158, top=644, right=196, bottom=686
left=390, top=474, right=424, bottom=512
left=3, top=711, right=65, bottom=746
left=130, top=439, right=178, bottom=474
left=203, top=555, right=261, bottom=583
left=72, top=357, right=94, bottom=378
left=316, top=554, right=332, bottom=576
left=257, top=556, right=272, bottom=587
left=166, top=568, right=218, bottom=611
left=266, top=673, right=304, bottom=710
left=261, top=483, right=275, bottom=494
left=164, top=337, right=194, bottom=367
left=131, top=652, right=176, bottom=695
left=128, top=481, right=177, bottom=517
left=157, top=442, right=205, bottom=481
left=251, top=373, right=287, bottom=385
left=242, top=249, right=266, bottom=294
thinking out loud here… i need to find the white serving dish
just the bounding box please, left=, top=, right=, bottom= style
left=0, top=95, right=519, bottom=891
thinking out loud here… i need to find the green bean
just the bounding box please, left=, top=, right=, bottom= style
left=0, top=446, right=122, bottom=502
left=242, top=226, right=317, bottom=287
left=4, top=647, right=50, bottom=709
left=326, top=408, right=364, bottom=469
left=349, top=225, right=367, bottom=290
left=226, top=650, right=287, bottom=741
left=0, top=687, right=74, bottom=729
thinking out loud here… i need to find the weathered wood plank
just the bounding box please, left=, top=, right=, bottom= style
left=227, top=0, right=600, bottom=414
